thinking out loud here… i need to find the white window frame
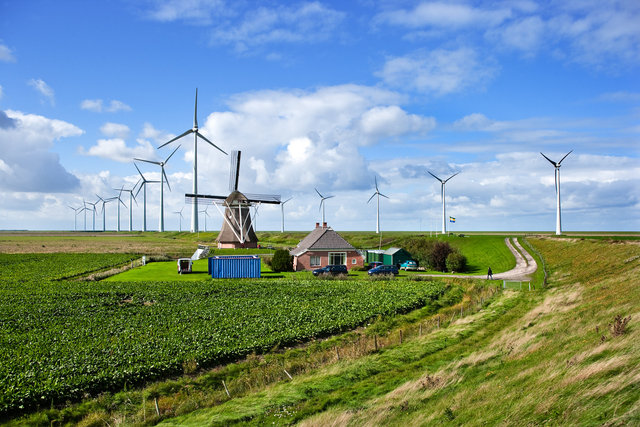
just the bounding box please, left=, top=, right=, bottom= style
left=310, top=255, right=321, bottom=267
left=352, top=258, right=357, bottom=264
left=328, top=252, right=347, bottom=266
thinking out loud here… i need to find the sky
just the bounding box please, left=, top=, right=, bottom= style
left=0, top=0, right=639, bottom=233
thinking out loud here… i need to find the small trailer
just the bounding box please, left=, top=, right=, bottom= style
left=177, top=258, right=192, bottom=274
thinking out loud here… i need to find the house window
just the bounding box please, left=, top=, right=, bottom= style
left=352, top=258, right=357, bottom=264
left=328, top=252, right=346, bottom=265
left=310, top=256, right=321, bottom=267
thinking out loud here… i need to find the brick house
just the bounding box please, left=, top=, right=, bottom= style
left=290, top=223, right=364, bottom=271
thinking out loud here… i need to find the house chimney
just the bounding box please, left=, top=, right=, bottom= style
left=323, top=222, right=327, bottom=228
left=315, top=222, right=320, bottom=228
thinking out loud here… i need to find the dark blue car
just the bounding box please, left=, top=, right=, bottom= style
left=313, top=264, right=348, bottom=276
left=367, top=264, right=399, bottom=276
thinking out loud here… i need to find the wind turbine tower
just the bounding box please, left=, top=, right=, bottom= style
left=121, top=181, right=140, bottom=231
left=96, top=195, right=115, bottom=231
left=68, top=205, right=82, bottom=231
left=135, top=145, right=180, bottom=232
left=315, top=188, right=334, bottom=225
left=113, top=187, right=128, bottom=232
left=157, top=89, right=227, bottom=233
left=134, top=163, right=160, bottom=232
left=367, top=176, right=389, bottom=234
left=174, top=207, right=184, bottom=232
left=427, top=171, right=459, bottom=235
left=540, top=150, right=572, bottom=235
left=280, top=197, right=292, bottom=233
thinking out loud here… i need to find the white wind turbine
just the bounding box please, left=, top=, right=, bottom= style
left=120, top=181, right=140, bottom=231
left=96, top=195, right=116, bottom=231
left=428, top=170, right=459, bottom=236
left=113, top=187, right=128, bottom=232
left=315, top=188, right=334, bottom=225
left=540, top=150, right=572, bottom=235
left=157, top=89, right=227, bottom=233
left=135, top=145, right=180, bottom=232
left=174, top=207, right=184, bottom=232
left=280, top=197, right=292, bottom=233
left=133, top=163, right=160, bottom=232
left=199, top=205, right=210, bottom=232
left=68, top=205, right=82, bottom=231
left=367, top=176, right=389, bottom=234
left=85, top=200, right=98, bottom=231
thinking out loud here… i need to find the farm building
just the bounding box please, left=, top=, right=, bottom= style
left=382, top=247, right=413, bottom=267
left=366, top=249, right=385, bottom=264
left=290, top=223, right=364, bottom=271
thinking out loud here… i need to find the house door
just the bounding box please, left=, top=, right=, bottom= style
left=329, top=252, right=346, bottom=265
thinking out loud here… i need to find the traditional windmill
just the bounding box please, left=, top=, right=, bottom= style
left=185, top=150, right=280, bottom=248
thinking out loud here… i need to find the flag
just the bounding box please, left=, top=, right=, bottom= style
left=449, top=216, right=456, bottom=223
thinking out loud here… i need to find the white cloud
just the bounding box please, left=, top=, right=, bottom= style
left=0, top=110, right=82, bottom=192
left=378, top=48, right=497, bottom=95
left=358, top=106, right=436, bottom=139
left=146, top=0, right=228, bottom=24
left=375, top=2, right=511, bottom=29
left=28, top=78, right=55, bottom=106
left=100, top=122, right=130, bottom=138
left=80, top=99, right=131, bottom=113
left=80, top=138, right=156, bottom=163
left=495, top=15, right=545, bottom=53
left=211, top=2, right=345, bottom=51
left=0, top=42, right=16, bottom=62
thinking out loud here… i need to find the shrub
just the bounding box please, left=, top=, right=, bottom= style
left=428, top=241, right=454, bottom=272
left=270, top=249, right=293, bottom=272
left=446, top=252, right=467, bottom=272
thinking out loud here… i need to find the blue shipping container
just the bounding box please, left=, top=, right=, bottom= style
left=209, top=255, right=261, bottom=279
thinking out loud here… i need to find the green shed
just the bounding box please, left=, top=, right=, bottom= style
left=366, top=249, right=385, bottom=264
left=382, top=247, right=413, bottom=267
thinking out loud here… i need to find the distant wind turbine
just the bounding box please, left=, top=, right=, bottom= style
left=135, top=145, right=180, bottom=232
left=68, top=205, right=82, bottom=231
left=113, top=187, right=128, bottom=232
left=199, top=205, right=210, bottom=232
left=85, top=200, right=98, bottom=231
left=120, top=181, right=140, bottom=231
left=367, top=176, right=389, bottom=234
left=540, top=150, right=572, bottom=235
left=96, top=195, right=116, bottom=232
left=134, top=163, right=160, bottom=232
left=315, top=188, right=334, bottom=225
left=157, top=89, right=227, bottom=233
left=280, top=197, right=292, bottom=233
left=428, top=170, right=459, bottom=235
left=174, top=207, right=184, bottom=232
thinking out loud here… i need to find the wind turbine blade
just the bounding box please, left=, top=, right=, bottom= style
left=158, top=129, right=192, bottom=149
left=134, top=163, right=146, bottom=179
left=380, top=193, right=390, bottom=199
left=163, top=169, right=171, bottom=191
left=319, top=200, right=323, bottom=211
left=540, top=152, right=557, bottom=167
left=194, top=88, right=198, bottom=129
left=164, top=144, right=181, bottom=163
left=95, top=194, right=104, bottom=202
left=558, top=150, right=573, bottom=165
left=374, top=176, right=379, bottom=191
left=134, top=183, right=143, bottom=198
left=283, top=197, right=293, bottom=204
left=315, top=188, right=323, bottom=198
left=427, top=171, right=443, bottom=182
left=367, top=193, right=376, bottom=203
left=197, top=131, right=227, bottom=155
left=134, top=158, right=161, bottom=166
left=443, top=172, right=460, bottom=183
left=326, top=195, right=335, bottom=199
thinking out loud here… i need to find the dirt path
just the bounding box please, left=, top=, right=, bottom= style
left=420, top=237, right=538, bottom=281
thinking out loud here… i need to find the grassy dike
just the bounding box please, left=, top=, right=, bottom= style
left=161, top=237, right=639, bottom=426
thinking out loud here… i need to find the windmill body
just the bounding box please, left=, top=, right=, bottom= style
left=315, top=188, right=334, bottom=225
left=157, top=89, right=227, bottom=233
left=367, top=177, right=389, bottom=234
left=540, top=151, right=572, bottom=235
left=135, top=145, right=180, bottom=232
left=428, top=171, right=459, bottom=235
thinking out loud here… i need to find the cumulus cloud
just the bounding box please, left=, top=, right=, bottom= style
left=100, top=122, right=130, bottom=138
left=79, top=138, right=156, bottom=163
left=0, top=42, right=16, bottom=62
left=0, top=110, right=82, bottom=192
left=378, top=48, right=497, bottom=95
left=28, top=78, right=55, bottom=106
left=146, top=0, right=228, bottom=24
left=80, top=99, right=132, bottom=113
left=375, top=2, right=511, bottom=29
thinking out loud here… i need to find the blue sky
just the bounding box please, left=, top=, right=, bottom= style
left=0, top=0, right=638, bottom=232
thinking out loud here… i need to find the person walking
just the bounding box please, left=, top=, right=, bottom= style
left=487, top=267, right=493, bottom=280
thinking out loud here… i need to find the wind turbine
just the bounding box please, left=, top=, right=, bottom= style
left=120, top=181, right=140, bottom=231
left=280, top=197, right=292, bottom=233
left=96, top=195, right=116, bottom=231
left=367, top=176, right=389, bottom=234
left=540, top=150, right=572, bottom=235
left=174, top=207, right=184, bottom=232
left=199, top=205, right=210, bottom=232
left=315, top=188, right=334, bottom=225
left=428, top=170, right=459, bottom=235
left=135, top=145, right=180, bottom=232
left=68, top=205, right=82, bottom=231
left=113, top=187, right=128, bottom=232
left=85, top=200, right=98, bottom=231
left=133, top=163, right=160, bottom=232
left=157, top=89, right=227, bottom=233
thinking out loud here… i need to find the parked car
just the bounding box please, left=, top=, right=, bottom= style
left=367, top=261, right=383, bottom=270
left=313, top=264, right=348, bottom=276
left=400, top=260, right=418, bottom=271
left=367, top=264, right=399, bottom=276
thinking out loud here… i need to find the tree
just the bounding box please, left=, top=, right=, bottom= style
left=446, top=252, right=467, bottom=272
left=271, top=249, right=293, bottom=272
left=429, top=241, right=454, bottom=272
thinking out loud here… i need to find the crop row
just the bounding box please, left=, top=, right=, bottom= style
left=0, top=254, right=447, bottom=415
